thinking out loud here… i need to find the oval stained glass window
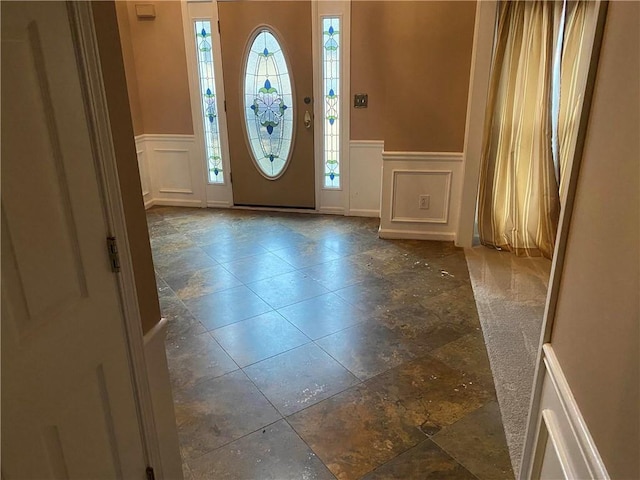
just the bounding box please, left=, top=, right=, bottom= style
left=244, top=30, right=294, bottom=179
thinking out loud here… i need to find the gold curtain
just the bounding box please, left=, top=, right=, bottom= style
left=478, top=1, right=560, bottom=259
left=558, top=1, right=588, bottom=203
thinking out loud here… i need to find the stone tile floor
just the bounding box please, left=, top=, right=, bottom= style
left=147, top=207, right=513, bottom=480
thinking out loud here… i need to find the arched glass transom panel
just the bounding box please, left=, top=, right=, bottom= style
left=244, top=30, right=294, bottom=179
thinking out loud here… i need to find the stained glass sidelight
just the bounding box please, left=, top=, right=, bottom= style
left=323, top=18, right=340, bottom=188
left=244, top=30, right=294, bottom=179
left=194, top=21, right=224, bottom=184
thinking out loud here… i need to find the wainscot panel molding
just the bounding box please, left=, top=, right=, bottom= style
left=135, top=136, right=153, bottom=208
left=348, top=140, right=383, bottom=217
left=525, top=344, right=609, bottom=480
left=379, top=151, right=463, bottom=241
left=135, top=134, right=206, bottom=209
left=142, top=318, right=183, bottom=480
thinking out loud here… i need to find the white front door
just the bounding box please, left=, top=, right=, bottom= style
left=1, top=2, right=147, bottom=478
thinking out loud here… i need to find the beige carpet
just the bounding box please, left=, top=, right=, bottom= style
left=464, top=246, right=551, bottom=476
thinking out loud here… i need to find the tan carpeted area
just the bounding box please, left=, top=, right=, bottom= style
left=464, top=246, right=551, bottom=476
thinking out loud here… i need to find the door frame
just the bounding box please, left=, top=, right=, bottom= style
left=312, top=0, right=351, bottom=215
left=182, top=0, right=351, bottom=214
left=69, top=2, right=164, bottom=476
left=455, top=0, right=498, bottom=247
left=182, top=0, right=234, bottom=209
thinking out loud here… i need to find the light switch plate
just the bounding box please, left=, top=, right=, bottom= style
left=354, top=93, right=368, bottom=108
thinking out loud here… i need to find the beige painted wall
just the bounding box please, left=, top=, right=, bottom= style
left=118, top=0, right=475, bottom=150
left=350, top=1, right=387, bottom=141
left=351, top=1, right=476, bottom=152
left=550, top=2, right=639, bottom=478
left=115, top=1, right=144, bottom=136
left=93, top=1, right=162, bottom=334
left=117, top=1, right=193, bottom=135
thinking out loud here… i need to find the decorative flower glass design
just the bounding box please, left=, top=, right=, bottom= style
left=323, top=18, right=340, bottom=188
left=194, top=21, right=224, bottom=183
left=244, top=30, right=293, bottom=179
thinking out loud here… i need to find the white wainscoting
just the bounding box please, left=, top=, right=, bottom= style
left=348, top=140, right=383, bottom=217
left=135, top=134, right=205, bottom=209
left=136, top=135, right=384, bottom=217
left=525, top=344, right=609, bottom=480
left=135, top=136, right=153, bottom=208
left=379, top=151, right=464, bottom=241
left=143, top=319, right=183, bottom=480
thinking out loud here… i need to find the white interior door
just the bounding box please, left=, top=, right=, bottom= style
left=1, top=2, right=147, bottom=478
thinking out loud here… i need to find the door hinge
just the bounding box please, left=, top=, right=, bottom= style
left=217, top=20, right=220, bottom=34
left=146, top=466, right=155, bottom=480
left=106, top=236, right=120, bottom=273
left=224, top=99, right=227, bottom=112
left=229, top=171, right=232, bottom=183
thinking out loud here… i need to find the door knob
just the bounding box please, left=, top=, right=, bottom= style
left=304, top=110, right=312, bottom=129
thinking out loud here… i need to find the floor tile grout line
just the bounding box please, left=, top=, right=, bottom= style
left=240, top=342, right=362, bottom=414
left=303, top=316, right=370, bottom=343
left=310, top=335, right=368, bottom=382
left=156, top=280, right=209, bottom=339
left=238, top=363, right=294, bottom=424
left=234, top=367, right=286, bottom=424
left=243, top=279, right=330, bottom=311
left=230, top=336, right=315, bottom=370
left=201, top=306, right=277, bottom=334
left=358, top=436, right=480, bottom=480
left=281, top=415, right=338, bottom=479
left=183, top=417, right=285, bottom=466
left=428, top=435, right=489, bottom=480
left=203, top=328, right=243, bottom=372
left=280, top=376, right=365, bottom=419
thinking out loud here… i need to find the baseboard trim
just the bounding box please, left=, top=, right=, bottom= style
left=378, top=227, right=456, bottom=242
left=206, top=200, right=232, bottom=208
left=318, top=206, right=346, bottom=215
left=348, top=208, right=380, bottom=218
left=542, top=344, right=609, bottom=479
left=232, top=205, right=318, bottom=214
left=152, top=198, right=204, bottom=208
left=144, top=199, right=155, bottom=210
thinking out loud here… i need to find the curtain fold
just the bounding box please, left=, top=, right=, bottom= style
left=478, top=1, right=560, bottom=259
left=558, top=1, right=588, bottom=203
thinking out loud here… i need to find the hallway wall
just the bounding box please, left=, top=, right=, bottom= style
left=115, top=1, right=144, bottom=136
left=116, top=1, right=193, bottom=135
left=351, top=1, right=476, bottom=152
left=93, top=1, right=161, bottom=334
left=116, top=0, right=476, bottom=151
left=549, top=2, right=639, bottom=477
